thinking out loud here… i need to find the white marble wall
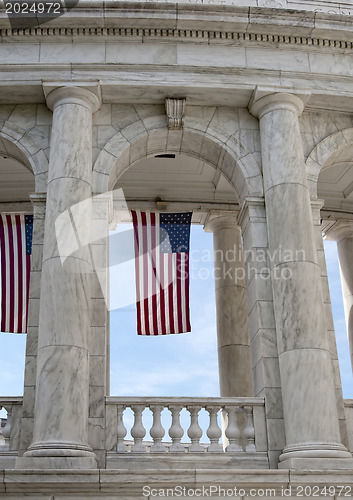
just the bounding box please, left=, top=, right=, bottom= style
left=3, top=93, right=352, bottom=470
left=93, top=104, right=261, bottom=167
left=3, top=37, right=353, bottom=81
left=239, top=198, right=285, bottom=469
left=89, top=194, right=113, bottom=469
left=0, top=104, right=51, bottom=191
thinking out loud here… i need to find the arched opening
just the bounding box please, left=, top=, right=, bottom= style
left=93, top=123, right=261, bottom=452
left=109, top=152, right=239, bottom=397
left=0, top=137, right=35, bottom=418
left=317, top=141, right=353, bottom=398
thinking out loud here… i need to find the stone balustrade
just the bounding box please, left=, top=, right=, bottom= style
left=0, top=396, right=352, bottom=469
left=0, top=398, right=22, bottom=451
left=0, top=397, right=23, bottom=468
left=105, top=397, right=266, bottom=454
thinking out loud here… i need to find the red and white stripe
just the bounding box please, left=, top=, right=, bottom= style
left=0, top=214, right=31, bottom=333
left=132, top=211, right=191, bottom=335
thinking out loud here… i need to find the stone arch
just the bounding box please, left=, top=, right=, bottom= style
left=306, top=128, right=353, bottom=199
left=93, top=117, right=263, bottom=202
left=0, top=120, right=49, bottom=192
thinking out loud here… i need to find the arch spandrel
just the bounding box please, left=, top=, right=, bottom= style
left=306, top=128, right=353, bottom=200
left=93, top=117, right=264, bottom=202
left=0, top=120, right=49, bottom=193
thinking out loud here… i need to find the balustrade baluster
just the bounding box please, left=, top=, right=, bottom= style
left=1, top=404, right=12, bottom=450
left=117, top=405, right=127, bottom=452
left=131, top=405, right=146, bottom=452
left=206, top=405, right=222, bottom=452
left=224, top=406, right=242, bottom=452
left=105, top=399, right=260, bottom=456
left=187, top=405, right=203, bottom=452
left=244, top=406, right=256, bottom=452
left=150, top=404, right=166, bottom=452
left=168, top=405, right=184, bottom=452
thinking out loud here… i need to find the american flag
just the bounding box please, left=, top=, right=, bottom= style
left=0, top=214, right=33, bottom=333
left=132, top=211, right=192, bottom=335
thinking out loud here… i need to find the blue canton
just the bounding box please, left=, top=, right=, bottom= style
left=160, top=213, right=192, bottom=253
left=25, top=215, right=34, bottom=255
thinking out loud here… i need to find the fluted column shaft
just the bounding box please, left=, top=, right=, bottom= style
left=23, top=85, right=101, bottom=467
left=326, top=220, right=353, bottom=373
left=205, top=214, right=254, bottom=397
left=251, top=93, right=349, bottom=466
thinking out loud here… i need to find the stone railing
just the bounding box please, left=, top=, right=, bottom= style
left=0, top=397, right=22, bottom=468
left=105, top=397, right=267, bottom=455
left=0, top=397, right=23, bottom=451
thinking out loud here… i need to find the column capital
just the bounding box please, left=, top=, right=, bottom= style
left=204, top=211, right=239, bottom=233
left=249, top=86, right=311, bottom=119
left=42, top=80, right=102, bottom=113
left=325, top=220, right=353, bottom=242
left=29, top=192, right=46, bottom=204
left=238, top=196, right=265, bottom=229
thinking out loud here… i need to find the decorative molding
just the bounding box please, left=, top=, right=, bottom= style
left=0, top=27, right=353, bottom=50
left=165, top=98, right=186, bottom=130
left=29, top=193, right=47, bottom=204
left=204, top=210, right=240, bottom=233
left=237, top=196, right=265, bottom=229
left=324, top=219, right=353, bottom=242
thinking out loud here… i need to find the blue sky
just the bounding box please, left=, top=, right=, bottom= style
left=0, top=227, right=352, bottom=422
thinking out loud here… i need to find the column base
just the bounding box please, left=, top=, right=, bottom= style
left=16, top=442, right=98, bottom=469
left=278, top=456, right=353, bottom=470
left=278, top=443, right=353, bottom=470
left=15, top=455, right=97, bottom=469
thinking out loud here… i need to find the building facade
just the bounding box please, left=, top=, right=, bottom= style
left=0, top=0, right=353, bottom=497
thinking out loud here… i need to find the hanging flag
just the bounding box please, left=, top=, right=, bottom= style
left=132, top=211, right=192, bottom=335
left=0, top=214, right=33, bottom=334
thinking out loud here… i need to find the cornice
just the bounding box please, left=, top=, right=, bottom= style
left=0, top=27, right=353, bottom=50
left=0, top=3, right=353, bottom=50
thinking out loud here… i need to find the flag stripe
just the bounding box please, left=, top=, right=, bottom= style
left=163, top=253, right=170, bottom=334
left=145, top=211, right=152, bottom=335
left=0, top=214, right=33, bottom=334
left=25, top=254, right=31, bottom=330
left=141, top=211, right=150, bottom=335
left=159, top=248, right=166, bottom=335
left=132, top=210, right=191, bottom=335
left=176, top=253, right=183, bottom=333
left=168, top=253, right=175, bottom=333
left=132, top=211, right=142, bottom=335
left=4, top=219, right=11, bottom=332
left=150, top=212, right=158, bottom=335
left=155, top=213, right=162, bottom=334
left=0, top=219, right=6, bottom=332
left=16, top=215, right=24, bottom=333
left=185, top=252, right=191, bottom=331
left=7, top=215, right=15, bottom=333
left=138, top=212, right=145, bottom=335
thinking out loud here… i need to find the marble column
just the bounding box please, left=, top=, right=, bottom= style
left=251, top=92, right=352, bottom=469
left=19, top=193, right=46, bottom=457
left=326, top=220, right=353, bottom=374
left=16, top=84, right=101, bottom=469
left=205, top=213, right=254, bottom=397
